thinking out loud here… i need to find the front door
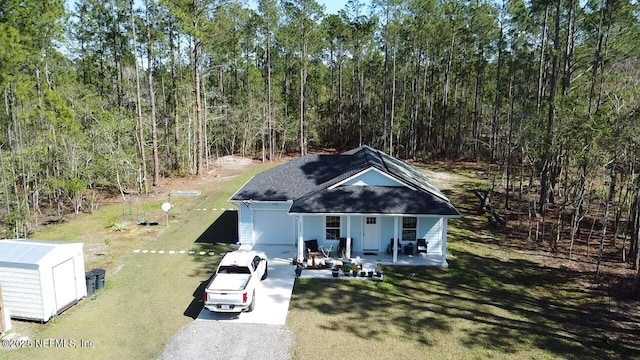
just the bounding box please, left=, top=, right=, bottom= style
left=363, top=216, right=380, bottom=251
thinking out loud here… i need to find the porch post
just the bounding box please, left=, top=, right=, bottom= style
left=298, top=215, right=304, bottom=262
left=393, top=216, right=399, bottom=264
left=441, top=218, right=449, bottom=268
left=346, top=216, right=351, bottom=258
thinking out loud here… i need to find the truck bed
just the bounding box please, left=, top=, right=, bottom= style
left=207, top=273, right=251, bottom=292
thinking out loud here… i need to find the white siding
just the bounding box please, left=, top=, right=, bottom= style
left=419, top=218, right=443, bottom=255
left=252, top=210, right=295, bottom=245
left=237, top=206, right=253, bottom=244
left=341, top=168, right=405, bottom=187
left=0, top=267, right=44, bottom=321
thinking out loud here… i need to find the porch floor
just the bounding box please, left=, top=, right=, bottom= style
left=250, top=245, right=447, bottom=280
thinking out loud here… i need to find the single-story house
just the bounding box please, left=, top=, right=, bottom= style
left=229, top=146, right=460, bottom=267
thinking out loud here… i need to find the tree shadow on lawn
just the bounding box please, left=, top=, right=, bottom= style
left=397, top=251, right=639, bottom=359
left=290, top=250, right=640, bottom=359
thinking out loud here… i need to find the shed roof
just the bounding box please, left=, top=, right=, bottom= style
left=0, top=239, right=78, bottom=265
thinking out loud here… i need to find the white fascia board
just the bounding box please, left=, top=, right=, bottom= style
left=227, top=175, right=257, bottom=202
left=228, top=199, right=293, bottom=204
left=328, top=167, right=416, bottom=191
left=288, top=212, right=455, bottom=218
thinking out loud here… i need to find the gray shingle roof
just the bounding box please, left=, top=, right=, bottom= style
left=289, top=186, right=460, bottom=215
left=230, top=146, right=459, bottom=216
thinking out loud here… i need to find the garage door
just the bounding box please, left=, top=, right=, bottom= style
left=252, top=210, right=295, bottom=245
left=52, top=258, right=77, bottom=312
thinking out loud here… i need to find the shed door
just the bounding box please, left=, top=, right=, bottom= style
left=52, top=258, right=77, bottom=312
left=252, top=210, right=295, bottom=245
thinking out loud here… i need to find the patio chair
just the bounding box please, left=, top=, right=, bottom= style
left=337, top=237, right=347, bottom=258
left=304, top=239, right=319, bottom=255
left=417, top=238, right=428, bottom=254
left=387, top=238, right=401, bottom=256
left=304, top=239, right=332, bottom=258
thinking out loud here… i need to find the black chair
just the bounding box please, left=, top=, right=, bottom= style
left=417, top=238, right=428, bottom=254
left=387, top=238, right=401, bottom=255
left=337, top=237, right=347, bottom=258
left=304, top=239, right=319, bottom=254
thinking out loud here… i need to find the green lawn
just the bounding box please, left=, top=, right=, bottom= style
left=2, top=161, right=637, bottom=360
left=287, top=245, right=637, bottom=360
left=1, top=164, right=272, bottom=360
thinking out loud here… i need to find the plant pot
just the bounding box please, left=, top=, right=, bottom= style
left=352, top=270, right=358, bottom=277
left=368, top=271, right=374, bottom=278
left=325, top=260, right=334, bottom=269
left=360, top=271, right=366, bottom=277
left=376, top=271, right=383, bottom=278
left=295, top=266, right=303, bottom=277
left=331, top=270, right=339, bottom=278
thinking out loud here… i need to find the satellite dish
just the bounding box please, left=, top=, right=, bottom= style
left=161, top=202, right=172, bottom=212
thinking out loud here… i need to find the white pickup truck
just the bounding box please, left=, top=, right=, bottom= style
left=203, top=250, right=268, bottom=313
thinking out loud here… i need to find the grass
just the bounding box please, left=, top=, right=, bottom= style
left=286, top=163, right=639, bottom=360
left=287, top=248, right=638, bottom=360
left=1, top=164, right=272, bottom=360
left=2, top=159, right=638, bottom=359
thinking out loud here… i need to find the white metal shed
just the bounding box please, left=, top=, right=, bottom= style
left=0, top=239, right=87, bottom=322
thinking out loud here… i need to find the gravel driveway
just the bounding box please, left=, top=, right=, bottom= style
left=159, top=322, right=292, bottom=360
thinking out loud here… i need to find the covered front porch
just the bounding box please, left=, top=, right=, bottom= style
left=250, top=244, right=450, bottom=279
left=292, top=213, right=451, bottom=267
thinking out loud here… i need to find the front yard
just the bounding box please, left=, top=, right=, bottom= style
left=287, top=240, right=638, bottom=359
left=1, top=159, right=638, bottom=360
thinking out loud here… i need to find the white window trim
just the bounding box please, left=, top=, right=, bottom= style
left=325, top=215, right=341, bottom=241
left=401, top=216, right=418, bottom=241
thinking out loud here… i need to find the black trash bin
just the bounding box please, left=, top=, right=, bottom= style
left=85, top=271, right=96, bottom=296
left=92, top=269, right=106, bottom=290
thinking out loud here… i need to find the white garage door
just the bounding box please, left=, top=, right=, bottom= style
left=253, top=210, right=295, bottom=245
left=52, top=258, right=77, bottom=312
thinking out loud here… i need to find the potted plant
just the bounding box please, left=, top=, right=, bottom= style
left=360, top=269, right=367, bottom=277
left=342, top=264, right=352, bottom=276
left=295, top=264, right=303, bottom=277
left=325, top=258, right=335, bottom=269
left=331, top=266, right=340, bottom=278
left=375, top=263, right=384, bottom=278
left=352, top=267, right=358, bottom=277
left=367, top=269, right=374, bottom=278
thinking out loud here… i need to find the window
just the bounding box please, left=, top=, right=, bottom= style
left=325, top=216, right=341, bottom=240
left=402, top=217, right=417, bottom=241
left=366, top=217, right=376, bottom=224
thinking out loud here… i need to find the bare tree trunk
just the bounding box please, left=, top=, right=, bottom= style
left=146, top=1, right=160, bottom=187
left=491, top=16, right=504, bottom=163
left=169, top=16, right=180, bottom=172
left=194, top=36, right=203, bottom=174
left=570, top=165, right=587, bottom=260
left=537, top=5, right=549, bottom=112
left=596, top=168, right=616, bottom=276
left=390, top=46, right=397, bottom=155
left=131, top=0, right=148, bottom=195
left=562, top=0, right=576, bottom=96
left=539, top=0, right=561, bottom=216
left=299, top=29, right=307, bottom=156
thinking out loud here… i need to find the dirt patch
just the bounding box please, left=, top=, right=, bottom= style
left=212, top=155, right=255, bottom=170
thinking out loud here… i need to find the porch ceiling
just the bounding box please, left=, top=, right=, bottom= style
left=289, top=185, right=460, bottom=216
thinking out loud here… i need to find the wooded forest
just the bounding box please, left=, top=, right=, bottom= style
left=1, top=0, right=640, bottom=294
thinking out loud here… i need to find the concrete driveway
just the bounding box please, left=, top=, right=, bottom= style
left=195, top=245, right=296, bottom=325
